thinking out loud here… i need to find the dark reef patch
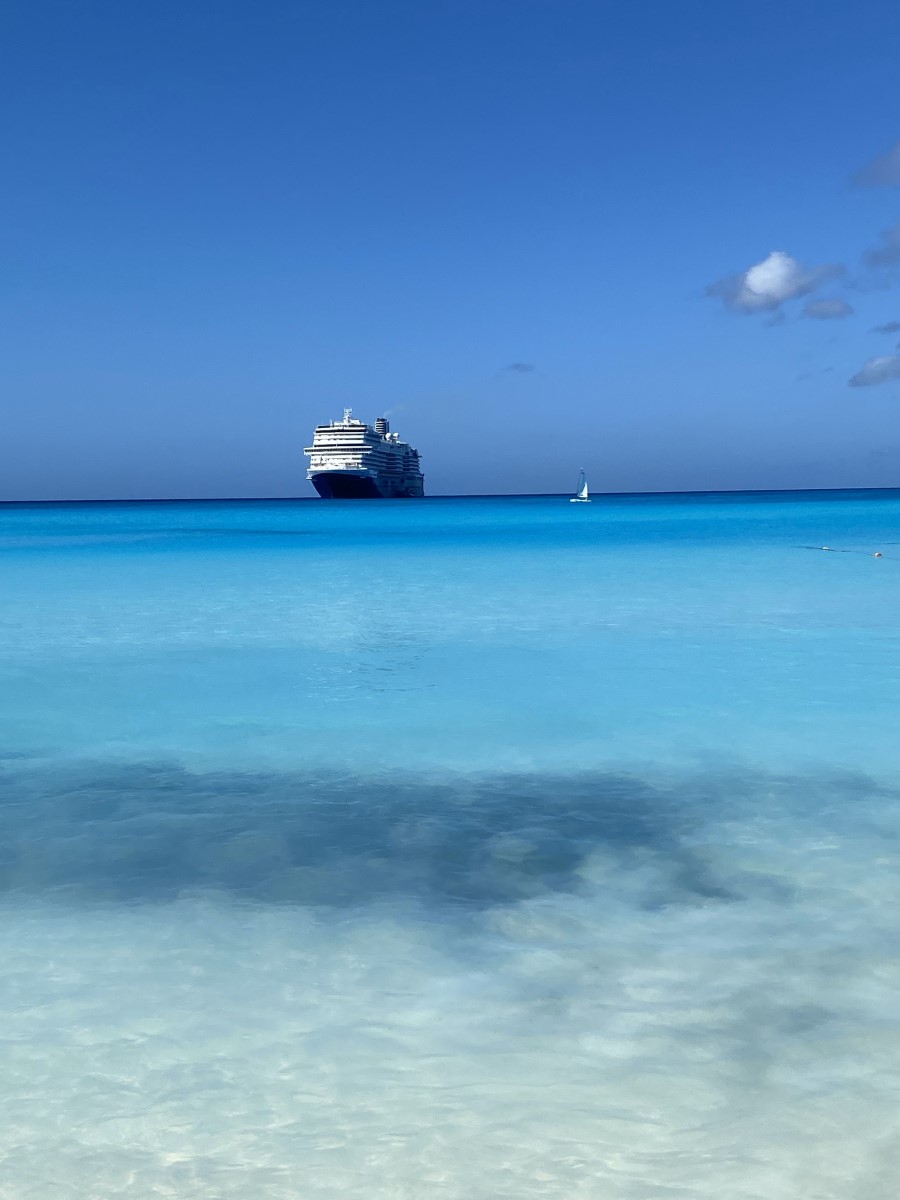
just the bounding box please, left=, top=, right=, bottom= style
left=0, top=760, right=887, bottom=908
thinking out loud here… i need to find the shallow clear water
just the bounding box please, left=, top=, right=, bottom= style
left=2, top=491, right=899, bottom=1197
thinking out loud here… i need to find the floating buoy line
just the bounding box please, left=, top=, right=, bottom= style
left=799, top=545, right=892, bottom=559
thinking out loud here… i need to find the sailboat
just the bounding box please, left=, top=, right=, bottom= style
left=569, top=468, right=590, bottom=503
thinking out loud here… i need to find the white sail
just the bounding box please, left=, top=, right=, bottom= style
left=570, top=468, right=590, bottom=502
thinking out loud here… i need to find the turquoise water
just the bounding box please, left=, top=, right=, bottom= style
left=2, top=492, right=900, bottom=1197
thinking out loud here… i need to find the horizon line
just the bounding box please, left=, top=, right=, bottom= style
left=2, top=485, right=900, bottom=507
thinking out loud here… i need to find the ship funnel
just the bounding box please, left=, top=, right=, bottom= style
left=375, top=417, right=389, bottom=435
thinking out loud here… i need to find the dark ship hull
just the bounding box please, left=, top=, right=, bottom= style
left=310, top=472, right=385, bottom=499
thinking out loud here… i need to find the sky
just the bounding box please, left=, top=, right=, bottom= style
left=2, top=0, right=900, bottom=500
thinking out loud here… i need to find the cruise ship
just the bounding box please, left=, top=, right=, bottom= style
left=304, top=410, right=425, bottom=498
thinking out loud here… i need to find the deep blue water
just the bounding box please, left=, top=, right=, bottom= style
left=2, top=492, right=899, bottom=1198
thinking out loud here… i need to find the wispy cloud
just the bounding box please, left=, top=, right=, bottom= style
left=803, top=298, right=854, bottom=320
left=502, top=362, right=535, bottom=373
left=853, top=140, right=900, bottom=188
left=871, top=320, right=900, bottom=334
left=863, top=220, right=900, bottom=269
left=707, top=251, right=843, bottom=315
left=795, top=366, right=835, bottom=383
left=848, top=355, right=900, bottom=388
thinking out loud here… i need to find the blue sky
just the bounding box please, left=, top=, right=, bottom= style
left=2, top=0, right=900, bottom=499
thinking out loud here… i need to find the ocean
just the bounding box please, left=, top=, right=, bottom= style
left=1, top=491, right=899, bottom=1198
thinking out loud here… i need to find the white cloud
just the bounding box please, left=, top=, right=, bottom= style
left=853, top=140, right=900, bottom=188
left=848, top=356, right=900, bottom=388
left=803, top=298, right=854, bottom=320
left=707, top=251, right=843, bottom=315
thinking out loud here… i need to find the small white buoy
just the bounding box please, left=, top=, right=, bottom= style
left=822, top=546, right=830, bottom=551
left=874, top=552, right=883, bottom=558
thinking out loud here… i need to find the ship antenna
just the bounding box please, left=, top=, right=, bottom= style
left=343, top=407, right=352, bottom=423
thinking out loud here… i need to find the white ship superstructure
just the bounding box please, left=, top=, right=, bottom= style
left=304, top=410, right=425, bottom=498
